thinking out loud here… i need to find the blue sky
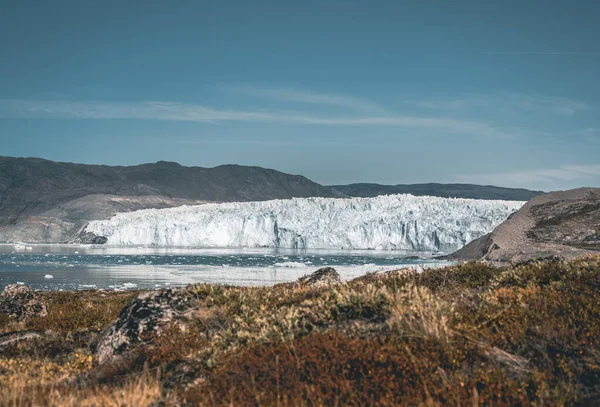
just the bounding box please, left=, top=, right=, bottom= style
left=0, top=0, right=598, bottom=191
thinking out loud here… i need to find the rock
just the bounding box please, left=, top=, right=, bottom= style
left=445, top=188, right=600, bottom=265
left=94, top=288, right=193, bottom=364
left=77, top=231, right=108, bottom=244
left=297, top=267, right=343, bottom=287
left=0, top=284, right=48, bottom=320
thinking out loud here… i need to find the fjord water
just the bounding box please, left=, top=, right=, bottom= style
left=0, top=245, right=447, bottom=290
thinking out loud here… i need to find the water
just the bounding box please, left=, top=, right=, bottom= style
left=0, top=244, right=449, bottom=290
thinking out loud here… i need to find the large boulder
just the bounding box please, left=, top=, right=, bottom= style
left=297, top=267, right=343, bottom=287
left=0, top=284, right=48, bottom=320
left=95, top=288, right=193, bottom=364
left=446, top=188, right=600, bottom=264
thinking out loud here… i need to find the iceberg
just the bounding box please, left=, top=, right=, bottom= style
left=85, top=194, right=524, bottom=252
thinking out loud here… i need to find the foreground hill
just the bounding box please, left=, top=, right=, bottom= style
left=1, top=257, right=599, bottom=405
left=332, top=182, right=543, bottom=201
left=0, top=156, right=342, bottom=242
left=446, top=187, right=600, bottom=264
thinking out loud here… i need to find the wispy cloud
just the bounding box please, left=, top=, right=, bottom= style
left=0, top=99, right=509, bottom=138
left=566, top=128, right=600, bottom=143
left=415, top=92, right=592, bottom=116
left=454, top=164, right=600, bottom=190
left=224, top=86, right=389, bottom=115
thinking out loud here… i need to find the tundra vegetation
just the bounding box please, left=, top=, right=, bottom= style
left=1, top=256, right=599, bottom=406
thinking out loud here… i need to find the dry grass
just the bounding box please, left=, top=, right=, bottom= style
left=1, top=369, right=164, bottom=407
left=1, top=256, right=600, bottom=406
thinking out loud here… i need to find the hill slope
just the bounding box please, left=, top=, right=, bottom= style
left=445, top=187, right=600, bottom=264
left=331, top=182, right=543, bottom=201
left=0, top=156, right=343, bottom=242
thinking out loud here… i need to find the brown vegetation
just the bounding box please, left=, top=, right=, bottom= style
left=2, top=256, right=600, bottom=406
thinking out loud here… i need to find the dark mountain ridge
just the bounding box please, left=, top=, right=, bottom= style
left=0, top=156, right=342, bottom=227
left=331, top=182, right=543, bottom=201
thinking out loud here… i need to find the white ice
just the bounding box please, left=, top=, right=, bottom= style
left=85, top=194, right=524, bottom=252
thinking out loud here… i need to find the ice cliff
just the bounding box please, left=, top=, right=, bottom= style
left=84, top=195, right=524, bottom=251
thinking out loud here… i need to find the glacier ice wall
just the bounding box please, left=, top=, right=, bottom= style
left=85, top=195, right=524, bottom=251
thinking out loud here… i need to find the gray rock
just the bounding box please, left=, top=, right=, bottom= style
left=94, top=288, right=193, bottom=364
left=297, top=267, right=343, bottom=287
left=77, top=231, right=108, bottom=244
left=0, top=284, right=48, bottom=320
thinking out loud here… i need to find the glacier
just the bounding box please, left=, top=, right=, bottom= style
left=84, top=194, right=524, bottom=252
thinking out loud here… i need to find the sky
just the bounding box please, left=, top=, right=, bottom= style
left=0, top=0, right=599, bottom=191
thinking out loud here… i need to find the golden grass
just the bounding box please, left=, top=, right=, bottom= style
left=1, top=255, right=600, bottom=405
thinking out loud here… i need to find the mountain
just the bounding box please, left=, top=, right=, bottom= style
left=331, top=183, right=544, bottom=201
left=0, top=156, right=343, bottom=243
left=83, top=195, right=523, bottom=251
left=445, top=188, right=600, bottom=264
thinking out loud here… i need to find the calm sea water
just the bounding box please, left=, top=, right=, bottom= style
left=0, top=244, right=449, bottom=290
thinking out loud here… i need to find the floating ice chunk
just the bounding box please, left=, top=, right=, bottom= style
left=16, top=281, right=25, bottom=285
left=122, top=282, right=138, bottom=288
left=74, top=251, right=79, bottom=254
left=25, top=246, right=33, bottom=251
left=273, top=261, right=308, bottom=268
left=44, top=274, right=54, bottom=279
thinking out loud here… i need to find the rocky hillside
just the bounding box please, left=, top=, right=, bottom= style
left=331, top=182, right=543, bottom=201
left=445, top=187, right=600, bottom=264
left=0, top=156, right=343, bottom=243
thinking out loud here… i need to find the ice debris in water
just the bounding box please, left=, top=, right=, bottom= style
left=86, top=194, right=524, bottom=252
left=44, top=275, right=54, bottom=279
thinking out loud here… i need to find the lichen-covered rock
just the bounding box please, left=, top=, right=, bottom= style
left=0, top=284, right=48, bottom=320
left=297, top=267, right=343, bottom=287
left=95, top=288, right=193, bottom=364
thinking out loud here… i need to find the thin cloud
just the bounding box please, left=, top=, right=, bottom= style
left=454, top=164, right=600, bottom=190
left=415, top=92, right=591, bottom=116
left=224, top=86, right=390, bottom=115
left=0, top=99, right=509, bottom=138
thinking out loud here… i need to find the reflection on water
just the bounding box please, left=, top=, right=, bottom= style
left=0, top=244, right=450, bottom=290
